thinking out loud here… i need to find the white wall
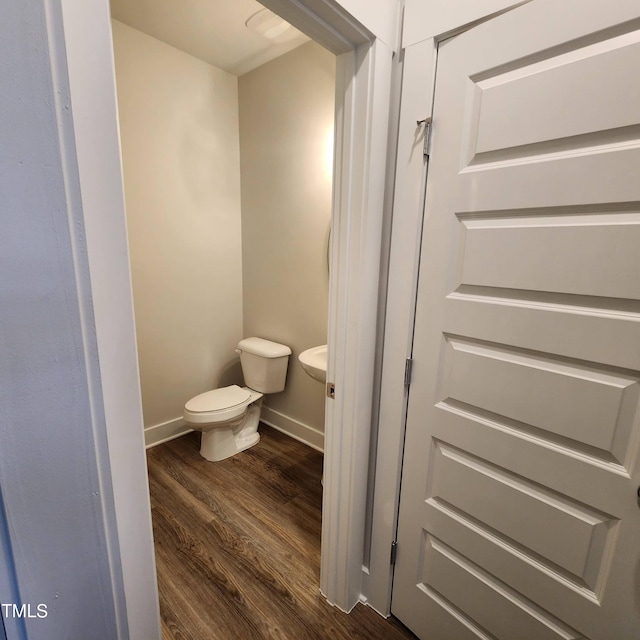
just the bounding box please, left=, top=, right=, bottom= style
left=332, top=0, right=400, bottom=47
left=0, top=2, right=129, bottom=637
left=239, top=42, right=335, bottom=445
left=112, top=21, right=244, bottom=438
left=403, top=0, right=527, bottom=46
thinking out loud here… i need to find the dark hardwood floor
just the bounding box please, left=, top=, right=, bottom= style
left=147, top=425, right=416, bottom=640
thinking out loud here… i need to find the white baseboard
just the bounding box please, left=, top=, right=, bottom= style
left=145, top=409, right=323, bottom=452
left=144, top=417, right=193, bottom=449
left=260, top=406, right=324, bottom=452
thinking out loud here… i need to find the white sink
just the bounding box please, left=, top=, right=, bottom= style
left=298, top=345, right=327, bottom=383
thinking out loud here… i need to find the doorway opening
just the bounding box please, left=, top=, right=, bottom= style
left=109, top=0, right=338, bottom=632
left=63, top=0, right=396, bottom=631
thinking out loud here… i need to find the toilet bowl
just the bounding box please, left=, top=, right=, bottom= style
left=183, top=337, right=291, bottom=462
left=184, top=385, right=264, bottom=462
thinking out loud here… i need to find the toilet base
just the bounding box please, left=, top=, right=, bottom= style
left=235, top=431, right=260, bottom=454
left=198, top=401, right=262, bottom=462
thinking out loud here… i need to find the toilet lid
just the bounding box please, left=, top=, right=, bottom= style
left=185, top=385, right=251, bottom=413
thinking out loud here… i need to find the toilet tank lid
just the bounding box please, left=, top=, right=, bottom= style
left=238, top=337, right=291, bottom=358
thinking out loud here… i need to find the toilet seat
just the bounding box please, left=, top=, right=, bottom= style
left=184, top=385, right=252, bottom=425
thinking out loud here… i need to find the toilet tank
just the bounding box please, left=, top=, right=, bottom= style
left=238, top=337, right=291, bottom=393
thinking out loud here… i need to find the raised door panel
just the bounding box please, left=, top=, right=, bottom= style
left=458, top=212, right=640, bottom=300
left=441, top=337, right=640, bottom=466
left=472, top=34, right=640, bottom=161
left=420, top=535, right=584, bottom=640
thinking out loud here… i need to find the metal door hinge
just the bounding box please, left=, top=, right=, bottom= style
left=390, top=540, right=398, bottom=565
left=326, top=382, right=335, bottom=399
left=404, top=358, right=413, bottom=386
left=418, top=117, right=433, bottom=158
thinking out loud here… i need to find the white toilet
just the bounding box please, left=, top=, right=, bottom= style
left=183, top=337, right=291, bottom=462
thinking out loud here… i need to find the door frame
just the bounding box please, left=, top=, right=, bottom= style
left=59, top=0, right=400, bottom=629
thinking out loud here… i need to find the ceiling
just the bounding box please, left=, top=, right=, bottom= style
left=110, top=0, right=311, bottom=76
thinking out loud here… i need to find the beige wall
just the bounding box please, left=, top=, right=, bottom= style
left=112, top=21, right=244, bottom=430
left=239, top=42, right=335, bottom=435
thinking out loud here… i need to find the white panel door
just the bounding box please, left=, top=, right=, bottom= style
left=392, top=2, right=640, bottom=639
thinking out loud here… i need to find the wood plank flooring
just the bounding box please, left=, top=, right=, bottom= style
left=147, top=425, right=416, bottom=640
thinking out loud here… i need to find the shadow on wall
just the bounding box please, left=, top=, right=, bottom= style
left=239, top=41, right=336, bottom=441
left=217, top=357, right=244, bottom=389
